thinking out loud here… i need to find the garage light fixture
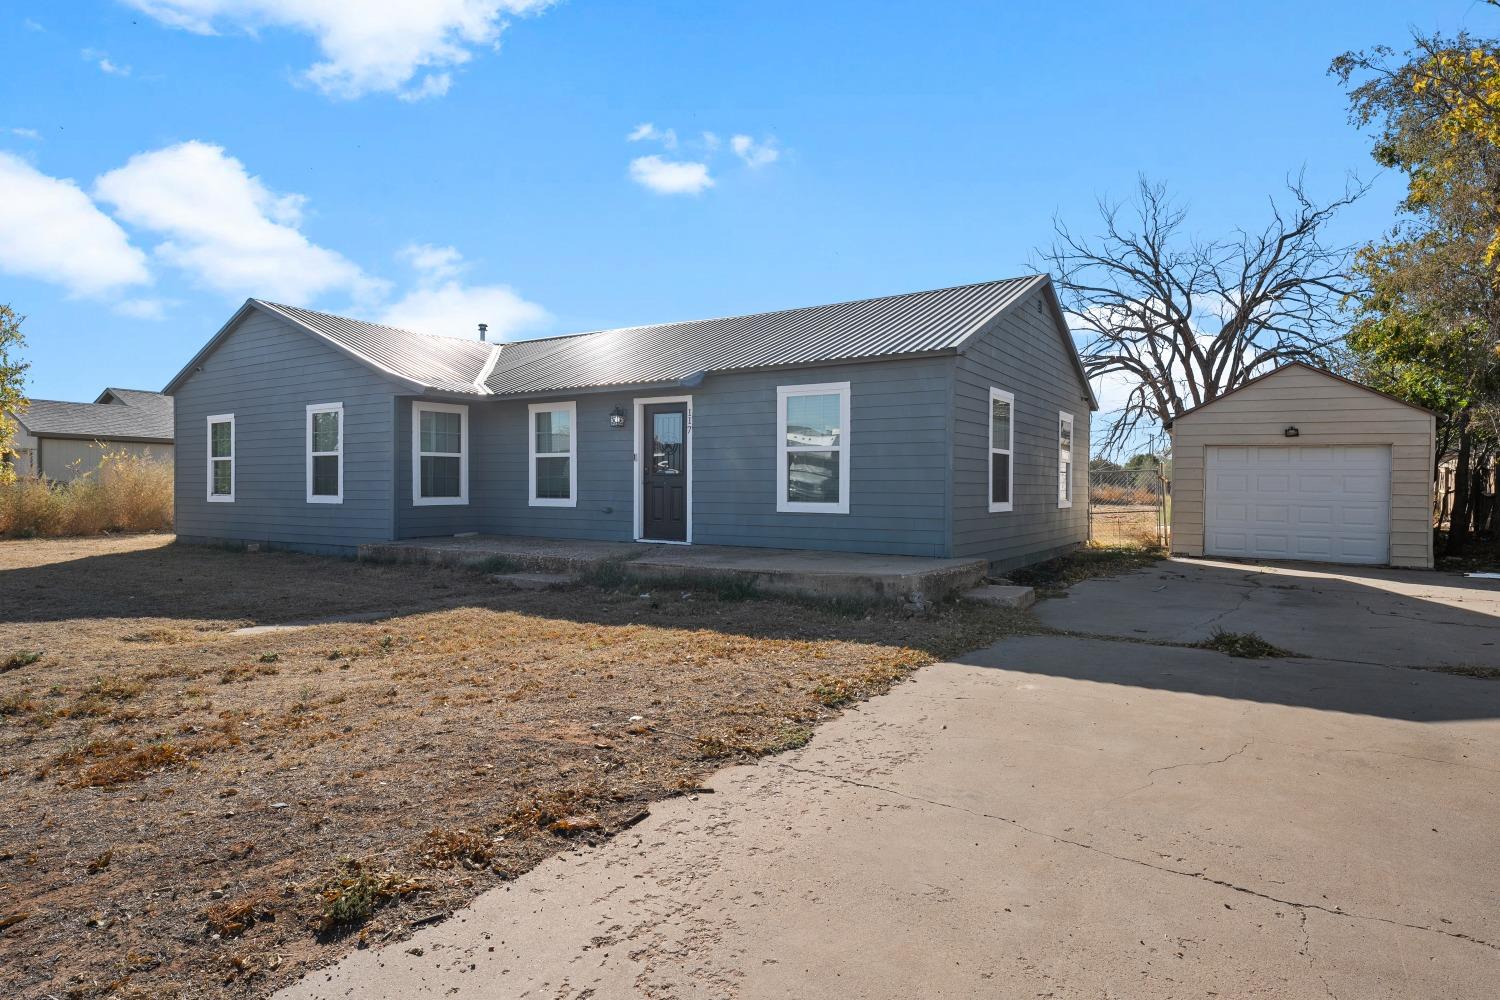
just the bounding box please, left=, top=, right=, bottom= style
left=608, top=406, right=627, bottom=428
left=1284, top=426, right=1300, bottom=438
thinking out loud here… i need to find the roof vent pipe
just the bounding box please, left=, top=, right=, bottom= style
left=478, top=322, right=488, bottom=342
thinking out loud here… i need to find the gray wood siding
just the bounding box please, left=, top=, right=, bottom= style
left=174, top=311, right=400, bottom=553
left=394, top=398, right=488, bottom=539
left=480, top=394, right=637, bottom=540
left=393, top=393, right=637, bottom=541
left=950, top=285, right=1091, bottom=566
left=690, top=359, right=952, bottom=557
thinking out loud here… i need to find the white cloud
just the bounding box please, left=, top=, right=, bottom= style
left=8, top=128, right=40, bottom=140
left=624, top=124, right=780, bottom=195
left=122, top=0, right=554, bottom=100
left=115, top=297, right=172, bottom=320
left=628, top=155, right=713, bottom=196
left=627, top=122, right=678, bottom=148
left=399, top=243, right=465, bottom=282
left=397, top=72, right=451, bottom=102
left=0, top=152, right=150, bottom=298
left=730, top=134, right=778, bottom=168
left=83, top=48, right=132, bottom=76
left=93, top=140, right=383, bottom=304
left=380, top=244, right=546, bottom=339
left=24, top=18, right=44, bottom=31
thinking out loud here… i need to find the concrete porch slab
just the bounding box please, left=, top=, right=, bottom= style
left=357, top=535, right=988, bottom=603
left=359, top=534, right=656, bottom=574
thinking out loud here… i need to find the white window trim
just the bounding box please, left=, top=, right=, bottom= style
left=306, top=402, right=344, bottom=504
left=631, top=395, right=693, bottom=544
left=411, top=401, right=469, bottom=507
left=206, top=413, right=235, bottom=503
left=989, top=388, right=1015, bottom=513
left=527, top=400, right=578, bottom=508
left=776, top=381, right=851, bottom=515
left=1058, top=410, right=1075, bottom=509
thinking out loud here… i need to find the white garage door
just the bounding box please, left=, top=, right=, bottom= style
left=1205, top=445, right=1391, bottom=565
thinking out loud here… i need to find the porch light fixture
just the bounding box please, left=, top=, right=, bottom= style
left=608, top=406, right=627, bottom=428
left=1284, top=426, right=1300, bottom=438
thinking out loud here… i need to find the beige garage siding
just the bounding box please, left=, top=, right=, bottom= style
left=37, top=439, right=175, bottom=483
left=1170, top=365, right=1435, bottom=569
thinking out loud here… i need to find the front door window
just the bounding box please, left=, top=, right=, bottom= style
left=642, top=403, right=688, bottom=541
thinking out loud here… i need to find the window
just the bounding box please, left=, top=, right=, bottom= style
left=528, top=401, right=577, bottom=507
left=206, top=414, right=234, bottom=502
left=1058, top=411, right=1074, bottom=508
left=412, top=401, right=468, bottom=506
left=776, top=382, right=850, bottom=514
left=989, top=388, right=1014, bottom=513
left=306, top=403, right=343, bottom=503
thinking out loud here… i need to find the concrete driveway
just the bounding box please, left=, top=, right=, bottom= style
left=279, top=559, right=1500, bottom=1000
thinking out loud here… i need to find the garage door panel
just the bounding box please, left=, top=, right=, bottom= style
left=1206, top=445, right=1390, bottom=565
left=1294, top=505, right=1332, bottom=525
left=1254, top=505, right=1289, bottom=524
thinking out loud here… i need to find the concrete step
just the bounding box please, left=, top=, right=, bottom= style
left=491, top=571, right=576, bottom=591
left=962, top=584, right=1036, bottom=610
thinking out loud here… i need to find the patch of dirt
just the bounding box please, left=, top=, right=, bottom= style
left=1004, top=542, right=1164, bottom=596
left=1198, top=628, right=1293, bottom=659
left=0, top=534, right=1032, bottom=999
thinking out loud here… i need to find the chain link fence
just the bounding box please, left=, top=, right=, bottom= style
left=1089, top=464, right=1169, bottom=547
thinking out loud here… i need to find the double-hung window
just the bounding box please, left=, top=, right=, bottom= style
left=412, top=402, right=468, bottom=505
left=989, top=389, right=1014, bottom=513
left=306, top=403, right=343, bottom=503
left=1058, top=411, right=1074, bottom=508
left=206, top=414, right=234, bottom=502
left=776, top=382, right=850, bottom=514
left=528, top=401, right=576, bottom=507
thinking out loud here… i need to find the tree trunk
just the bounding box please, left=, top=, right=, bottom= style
left=1446, top=409, right=1474, bottom=556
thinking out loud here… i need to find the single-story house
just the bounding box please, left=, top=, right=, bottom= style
left=7, top=388, right=175, bottom=482
left=165, top=276, right=1096, bottom=568
left=1168, top=362, right=1436, bottom=569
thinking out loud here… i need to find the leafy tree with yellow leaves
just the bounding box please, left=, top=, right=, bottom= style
left=0, top=304, right=29, bottom=486
left=1334, top=33, right=1500, bottom=552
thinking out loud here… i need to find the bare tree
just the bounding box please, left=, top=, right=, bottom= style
left=1040, top=176, right=1365, bottom=454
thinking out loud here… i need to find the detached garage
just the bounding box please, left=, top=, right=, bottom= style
left=1168, top=363, right=1436, bottom=569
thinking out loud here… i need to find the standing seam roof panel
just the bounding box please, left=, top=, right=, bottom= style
left=252, top=276, right=1048, bottom=398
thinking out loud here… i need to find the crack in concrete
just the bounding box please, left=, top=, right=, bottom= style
left=773, top=761, right=1500, bottom=956
left=1350, top=598, right=1500, bottom=632
left=1298, top=911, right=1340, bottom=1000
left=1145, top=741, right=1253, bottom=778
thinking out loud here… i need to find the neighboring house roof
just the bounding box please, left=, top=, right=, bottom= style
left=165, top=276, right=1098, bottom=408
left=11, top=388, right=174, bottom=443
left=1165, top=361, right=1437, bottom=428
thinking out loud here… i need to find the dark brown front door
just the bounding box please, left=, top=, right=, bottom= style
left=642, top=403, right=688, bottom=541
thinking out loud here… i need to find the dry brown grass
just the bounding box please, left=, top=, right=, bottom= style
left=0, top=534, right=1032, bottom=999
left=0, top=450, right=172, bottom=538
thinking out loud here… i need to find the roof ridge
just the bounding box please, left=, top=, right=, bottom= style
left=256, top=300, right=491, bottom=347
left=263, top=277, right=1041, bottom=351
left=538, top=275, right=1044, bottom=342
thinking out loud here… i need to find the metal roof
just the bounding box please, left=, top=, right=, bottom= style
left=14, top=389, right=174, bottom=442
left=167, top=276, right=1096, bottom=407
left=482, top=275, right=1047, bottom=394
left=255, top=301, right=496, bottom=395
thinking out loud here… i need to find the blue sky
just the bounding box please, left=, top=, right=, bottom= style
left=0, top=1, right=1492, bottom=410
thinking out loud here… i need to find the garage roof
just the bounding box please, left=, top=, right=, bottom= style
left=1166, top=362, right=1436, bottom=428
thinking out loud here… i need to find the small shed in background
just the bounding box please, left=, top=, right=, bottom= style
left=1168, top=363, right=1435, bottom=569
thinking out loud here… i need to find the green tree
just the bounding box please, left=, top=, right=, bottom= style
left=1334, top=33, right=1500, bottom=552
left=0, top=304, right=29, bottom=485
